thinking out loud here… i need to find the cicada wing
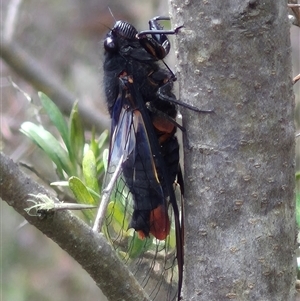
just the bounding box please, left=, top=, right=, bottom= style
left=102, top=94, right=134, bottom=240
left=101, top=80, right=180, bottom=301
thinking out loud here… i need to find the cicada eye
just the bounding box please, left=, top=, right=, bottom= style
left=104, top=35, right=118, bottom=52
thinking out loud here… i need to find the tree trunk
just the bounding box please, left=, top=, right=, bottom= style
left=170, top=1, right=296, bottom=300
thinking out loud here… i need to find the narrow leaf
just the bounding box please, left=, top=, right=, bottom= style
left=98, top=130, right=109, bottom=151
left=82, top=150, right=99, bottom=196
left=69, top=102, right=85, bottom=164
left=68, top=176, right=97, bottom=221
left=90, top=128, right=99, bottom=159
left=20, top=122, right=74, bottom=177
left=38, top=92, right=71, bottom=156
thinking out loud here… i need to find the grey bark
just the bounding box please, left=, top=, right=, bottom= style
left=170, top=1, right=296, bottom=300
left=0, top=153, right=150, bottom=301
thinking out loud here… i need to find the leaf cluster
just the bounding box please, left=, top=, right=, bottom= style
left=20, top=92, right=108, bottom=221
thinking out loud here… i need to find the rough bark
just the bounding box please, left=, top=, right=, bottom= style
left=170, top=1, right=296, bottom=300
left=0, top=153, right=149, bottom=301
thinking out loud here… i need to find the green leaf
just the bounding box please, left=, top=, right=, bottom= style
left=86, top=187, right=101, bottom=199
left=82, top=150, right=99, bottom=195
left=98, top=130, right=109, bottom=152
left=69, top=176, right=96, bottom=205
left=68, top=176, right=97, bottom=221
left=127, top=233, right=153, bottom=259
left=106, top=200, right=129, bottom=235
left=69, top=102, right=85, bottom=164
left=51, top=180, right=100, bottom=199
left=90, top=128, right=99, bottom=159
left=38, top=92, right=71, bottom=156
left=20, top=122, right=74, bottom=177
left=89, top=129, right=108, bottom=159
left=97, top=160, right=105, bottom=178
left=96, top=148, right=108, bottom=179
left=90, top=130, right=108, bottom=177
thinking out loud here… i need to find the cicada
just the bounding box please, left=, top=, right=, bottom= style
left=100, top=17, right=205, bottom=301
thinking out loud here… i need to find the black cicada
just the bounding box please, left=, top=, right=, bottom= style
left=100, top=16, right=194, bottom=301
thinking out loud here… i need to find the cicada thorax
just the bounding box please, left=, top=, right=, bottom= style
left=102, top=17, right=183, bottom=301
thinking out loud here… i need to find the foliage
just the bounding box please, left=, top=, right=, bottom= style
left=19, top=92, right=166, bottom=260
left=20, top=92, right=108, bottom=221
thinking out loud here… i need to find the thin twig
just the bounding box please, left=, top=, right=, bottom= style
left=93, top=154, right=124, bottom=232
left=25, top=193, right=97, bottom=216
left=289, top=0, right=300, bottom=26
left=293, top=73, right=300, bottom=84
left=3, top=0, right=23, bottom=42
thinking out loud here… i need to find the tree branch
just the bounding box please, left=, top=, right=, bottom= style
left=0, top=39, right=109, bottom=132
left=294, top=73, right=300, bottom=84
left=289, top=0, right=300, bottom=26
left=3, top=0, right=23, bottom=42
left=0, top=152, right=150, bottom=301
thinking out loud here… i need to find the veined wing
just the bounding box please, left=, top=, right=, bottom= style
left=101, top=77, right=180, bottom=301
